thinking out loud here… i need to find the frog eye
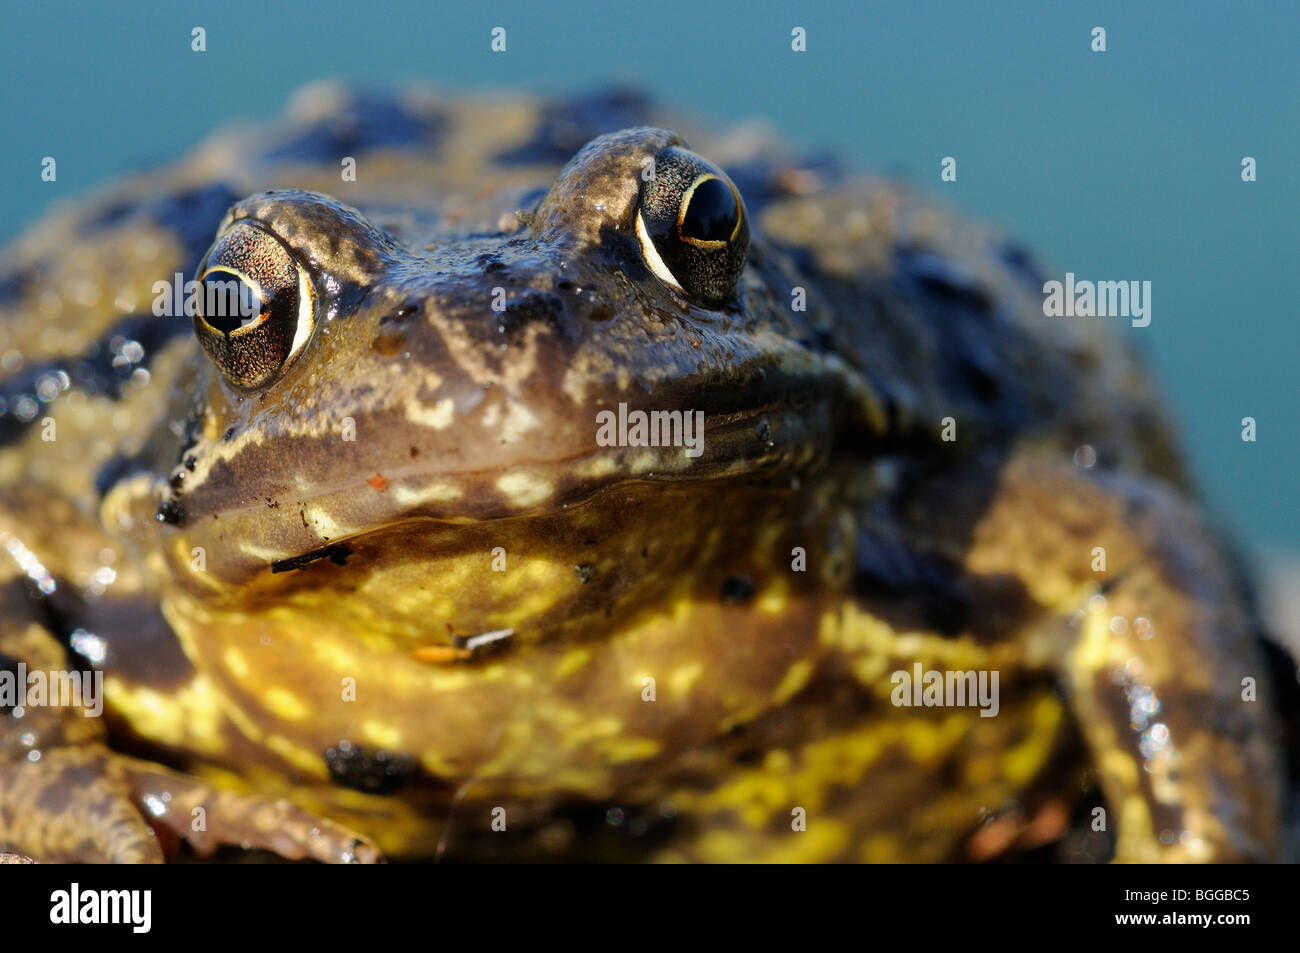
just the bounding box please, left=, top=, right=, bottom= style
left=635, top=146, right=749, bottom=307
left=192, top=220, right=316, bottom=390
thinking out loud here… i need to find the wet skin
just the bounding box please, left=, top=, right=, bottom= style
left=0, top=85, right=1286, bottom=862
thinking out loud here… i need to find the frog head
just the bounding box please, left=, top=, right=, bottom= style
left=119, top=128, right=871, bottom=653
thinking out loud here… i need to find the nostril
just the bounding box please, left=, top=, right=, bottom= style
left=378, top=301, right=421, bottom=326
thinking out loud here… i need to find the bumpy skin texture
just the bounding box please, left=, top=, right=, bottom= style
left=0, top=84, right=1286, bottom=862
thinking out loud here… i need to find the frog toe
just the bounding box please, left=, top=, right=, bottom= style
left=0, top=745, right=382, bottom=863
left=121, top=763, right=384, bottom=863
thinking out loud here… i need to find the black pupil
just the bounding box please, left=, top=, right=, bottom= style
left=679, top=177, right=738, bottom=242
left=201, top=272, right=263, bottom=334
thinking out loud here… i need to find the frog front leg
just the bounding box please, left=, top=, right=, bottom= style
left=0, top=491, right=381, bottom=863
left=0, top=747, right=384, bottom=863
left=964, top=457, right=1282, bottom=861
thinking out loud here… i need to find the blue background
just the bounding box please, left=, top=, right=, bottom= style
left=1, top=0, right=1295, bottom=558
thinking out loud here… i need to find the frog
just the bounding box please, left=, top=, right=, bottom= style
left=0, top=82, right=1288, bottom=863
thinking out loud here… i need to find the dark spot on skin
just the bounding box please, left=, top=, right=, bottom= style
left=553, top=277, right=616, bottom=323
left=496, top=290, right=565, bottom=335
left=324, top=740, right=419, bottom=795
left=1260, top=638, right=1300, bottom=788
left=720, top=576, right=756, bottom=604
left=0, top=263, right=36, bottom=307
left=434, top=797, right=680, bottom=862
left=797, top=326, right=838, bottom=356
left=0, top=312, right=190, bottom=449
left=156, top=497, right=184, bottom=526
left=0, top=577, right=197, bottom=694
left=894, top=247, right=993, bottom=313
left=1096, top=573, right=1127, bottom=597
left=264, top=91, right=444, bottom=163
left=958, top=352, right=1003, bottom=404
left=409, top=446, right=420, bottom=458
left=767, top=237, right=817, bottom=277
left=888, top=246, right=1026, bottom=418
left=853, top=529, right=970, bottom=636
left=270, top=542, right=353, bottom=574
left=86, top=183, right=240, bottom=274
left=574, top=564, right=596, bottom=584
left=477, top=253, right=508, bottom=275
left=94, top=454, right=142, bottom=498
left=495, top=86, right=651, bottom=165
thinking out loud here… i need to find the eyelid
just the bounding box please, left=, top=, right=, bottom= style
left=635, top=209, right=686, bottom=296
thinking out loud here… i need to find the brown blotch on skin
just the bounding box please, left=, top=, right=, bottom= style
left=371, top=331, right=406, bottom=356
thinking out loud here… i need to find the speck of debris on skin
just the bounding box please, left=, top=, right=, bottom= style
left=574, top=563, right=596, bottom=584
left=720, top=575, right=756, bottom=603
left=324, top=740, right=418, bottom=795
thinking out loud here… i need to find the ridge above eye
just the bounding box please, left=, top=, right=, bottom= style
left=192, top=219, right=317, bottom=391
left=635, top=146, right=749, bottom=307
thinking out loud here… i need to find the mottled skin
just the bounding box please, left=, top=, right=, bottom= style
left=0, top=84, right=1285, bottom=862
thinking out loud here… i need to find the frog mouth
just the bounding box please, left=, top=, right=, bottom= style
left=151, top=342, right=864, bottom=592
left=159, top=391, right=842, bottom=593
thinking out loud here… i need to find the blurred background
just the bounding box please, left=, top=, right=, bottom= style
left=1, top=0, right=1295, bottom=630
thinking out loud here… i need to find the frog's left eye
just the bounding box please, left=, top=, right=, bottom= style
left=192, top=220, right=316, bottom=390
left=635, top=146, right=749, bottom=307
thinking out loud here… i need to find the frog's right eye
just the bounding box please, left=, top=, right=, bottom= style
left=192, top=220, right=316, bottom=391
left=635, top=146, right=749, bottom=308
